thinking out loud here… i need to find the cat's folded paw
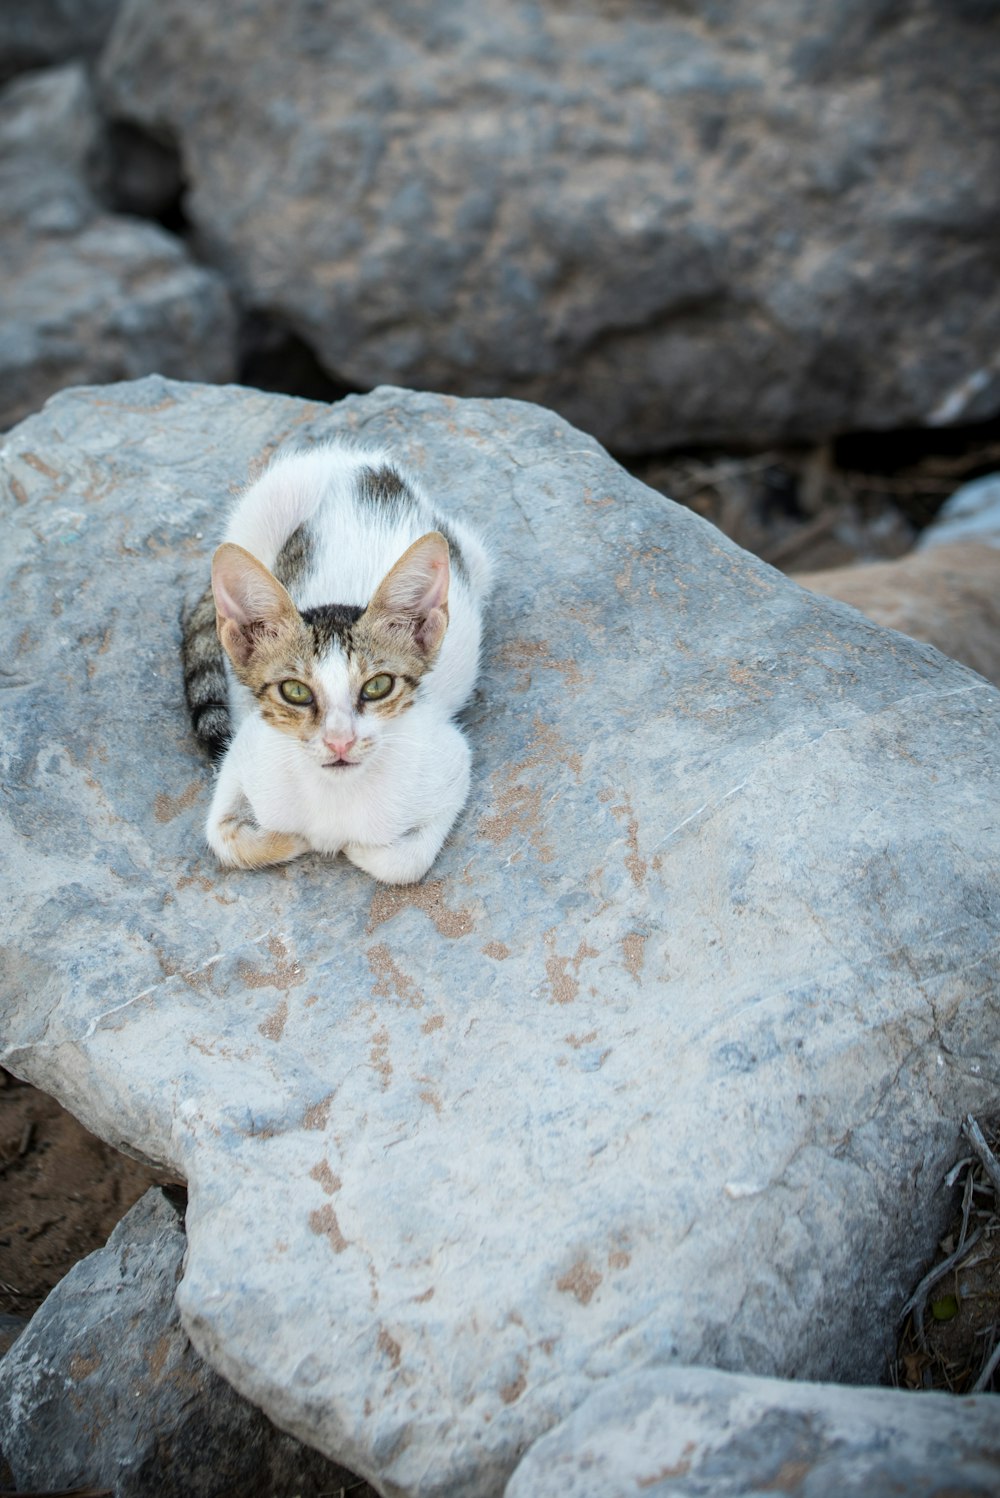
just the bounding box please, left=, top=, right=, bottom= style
left=210, top=812, right=310, bottom=870
left=342, top=834, right=439, bottom=885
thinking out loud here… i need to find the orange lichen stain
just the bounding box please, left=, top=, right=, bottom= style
left=478, top=780, right=549, bottom=858
left=258, top=996, right=288, bottom=1042
left=147, top=1334, right=172, bottom=1379
left=608, top=795, right=647, bottom=888
left=302, top=1093, right=334, bottom=1130
left=377, top=1329, right=402, bottom=1369
left=176, top=871, right=215, bottom=892
left=305, top=993, right=320, bottom=1008
left=762, top=1460, right=812, bottom=1491
left=154, top=783, right=203, bottom=823
left=597, top=787, right=615, bottom=803
left=367, top=880, right=473, bottom=939
left=544, top=932, right=599, bottom=1006
left=309, top=1160, right=341, bottom=1195
left=309, top=1203, right=348, bottom=1253
left=368, top=944, right=423, bottom=1007
left=412, top=1287, right=435, bottom=1304
left=483, top=941, right=511, bottom=960
left=478, top=715, right=581, bottom=864
left=10, top=476, right=28, bottom=506
left=68, top=1351, right=101, bottom=1380
left=638, top=1444, right=697, bottom=1487
left=239, top=935, right=305, bottom=992
left=615, top=541, right=667, bottom=602
left=20, top=451, right=60, bottom=479
left=565, top=1031, right=598, bottom=1050
left=369, top=1025, right=393, bottom=1089
left=500, top=1372, right=527, bottom=1405
left=622, top=932, right=646, bottom=980
left=608, top=1249, right=632, bottom=1270
left=556, top=1260, right=603, bottom=1306
left=419, top=1088, right=443, bottom=1116
left=496, top=637, right=583, bottom=692
left=421, top=1014, right=445, bottom=1034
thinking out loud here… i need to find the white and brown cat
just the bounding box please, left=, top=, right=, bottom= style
left=183, top=444, right=492, bottom=883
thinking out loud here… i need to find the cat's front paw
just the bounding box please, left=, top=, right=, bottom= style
left=209, top=807, right=310, bottom=870
left=343, top=829, right=440, bottom=885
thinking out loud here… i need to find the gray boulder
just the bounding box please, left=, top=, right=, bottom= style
left=919, top=472, right=1000, bottom=553
left=1, top=377, right=998, bottom=1497
left=0, top=1189, right=360, bottom=1497
left=0, top=63, right=236, bottom=432
left=0, top=0, right=121, bottom=85
left=97, top=0, right=1000, bottom=451
left=505, top=1364, right=1000, bottom=1497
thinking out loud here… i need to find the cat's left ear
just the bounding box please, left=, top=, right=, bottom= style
left=368, top=531, right=450, bottom=659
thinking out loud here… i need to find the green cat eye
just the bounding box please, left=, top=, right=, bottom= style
left=361, top=673, right=394, bottom=702
left=279, top=679, right=313, bottom=705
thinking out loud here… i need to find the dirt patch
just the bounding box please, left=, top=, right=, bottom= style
left=892, top=1115, right=1000, bottom=1395
left=0, top=1069, right=172, bottom=1324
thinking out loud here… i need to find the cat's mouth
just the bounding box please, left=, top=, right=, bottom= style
left=322, top=758, right=360, bottom=770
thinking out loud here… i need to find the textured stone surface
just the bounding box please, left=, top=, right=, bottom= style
left=0, top=63, right=236, bottom=432
left=97, top=0, right=1000, bottom=451
left=0, top=1190, right=357, bottom=1497
left=505, top=1364, right=1000, bottom=1497
left=1, top=378, right=999, bottom=1497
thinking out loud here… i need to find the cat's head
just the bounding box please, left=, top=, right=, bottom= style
left=211, top=533, right=450, bottom=773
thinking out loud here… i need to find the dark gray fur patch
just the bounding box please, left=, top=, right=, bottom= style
left=357, top=463, right=469, bottom=582
left=433, top=516, right=469, bottom=582
left=301, top=603, right=365, bottom=655
left=273, top=523, right=313, bottom=593
left=356, top=464, right=418, bottom=522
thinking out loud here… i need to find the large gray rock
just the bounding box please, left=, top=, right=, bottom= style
left=0, top=0, right=121, bottom=85
left=1, top=377, right=999, bottom=1497
left=97, top=0, right=1000, bottom=451
left=505, top=1365, right=1000, bottom=1497
left=0, top=63, right=236, bottom=432
left=0, top=1189, right=360, bottom=1497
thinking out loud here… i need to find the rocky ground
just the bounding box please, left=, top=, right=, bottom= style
left=2, top=4, right=999, bottom=1493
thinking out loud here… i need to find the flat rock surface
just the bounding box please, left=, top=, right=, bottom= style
left=97, top=0, right=1000, bottom=450
left=1, top=378, right=999, bottom=1496
left=505, top=1364, right=1000, bottom=1497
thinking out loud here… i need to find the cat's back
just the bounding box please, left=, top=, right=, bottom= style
left=224, top=443, right=491, bottom=615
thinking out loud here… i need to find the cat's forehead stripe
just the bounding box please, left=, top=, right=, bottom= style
left=301, top=602, right=365, bottom=655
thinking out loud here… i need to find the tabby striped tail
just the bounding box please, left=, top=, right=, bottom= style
left=182, top=583, right=231, bottom=759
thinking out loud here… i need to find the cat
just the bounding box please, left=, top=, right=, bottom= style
left=182, top=443, right=492, bottom=884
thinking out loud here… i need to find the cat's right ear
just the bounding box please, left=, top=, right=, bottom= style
left=211, top=543, right=299, bottom=667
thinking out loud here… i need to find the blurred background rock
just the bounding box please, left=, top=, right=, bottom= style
left=2, top=0, right=999, bottom=619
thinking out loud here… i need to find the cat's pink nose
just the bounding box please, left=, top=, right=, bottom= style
left=323, top=733, right=357, bottom=758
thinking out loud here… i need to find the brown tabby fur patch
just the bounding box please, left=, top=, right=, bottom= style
left=230, top=608, right=438, bottom=743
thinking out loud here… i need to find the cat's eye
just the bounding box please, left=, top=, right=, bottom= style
left=279, top=679, right=313, bottom=705
left=361, top=673, right=394, bottom=702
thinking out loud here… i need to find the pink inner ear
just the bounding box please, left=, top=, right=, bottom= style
left=378, top=533, right=451, bottom=615
left=211, top=544, right=298, bottom=667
